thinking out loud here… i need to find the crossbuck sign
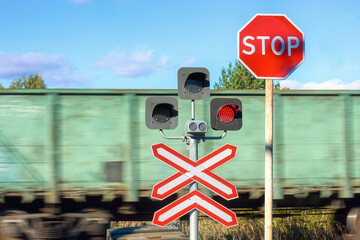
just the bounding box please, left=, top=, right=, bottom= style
left=151, top=143, right=238, bottom=227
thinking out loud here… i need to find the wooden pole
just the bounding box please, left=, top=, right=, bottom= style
left=265, top=79, right=273, bottom=240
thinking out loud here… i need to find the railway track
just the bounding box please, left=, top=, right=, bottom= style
left=106, top=225, right=187, bottom=240
left=343, top=234, right=358, bottom=240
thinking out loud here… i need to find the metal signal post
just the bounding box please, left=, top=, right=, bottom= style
left=145, top=67, right=243, bottom=240
left=189, top=101, right=199, bottom=240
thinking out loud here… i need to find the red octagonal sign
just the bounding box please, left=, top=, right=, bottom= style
left=238, top=14, right=304, bottom=79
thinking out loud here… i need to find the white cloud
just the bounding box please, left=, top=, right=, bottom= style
left=280, top=79, right=360, bottom=90
left=95, top=47, right=170, bottom=78
left=0, top=53, right=65, bottom=78
left=0, top=52, right=87, bottom=87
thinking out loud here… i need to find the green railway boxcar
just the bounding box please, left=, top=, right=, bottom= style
left=0, top=89, right=359, bottom=238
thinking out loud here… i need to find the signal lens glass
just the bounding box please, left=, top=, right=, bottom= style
left=153, top=104, right=172, bottom=123
left=198, top=122, right=207, bottom=132
left=218, top=104, right=239, bottom=123
left=185, top=73, right=205, bottom=93
left=189, top=122, right=197, bottom=131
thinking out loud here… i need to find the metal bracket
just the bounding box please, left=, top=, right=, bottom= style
left=203, top=131, right=227, bottom=140
left=190, top=131, right=227, bottom=142
left=159, top=130, right=187, bottom=142
left=159, top=129, right=227, bottom=142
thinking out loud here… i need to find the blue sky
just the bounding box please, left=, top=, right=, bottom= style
left=0, top=0, right=359, bottom=89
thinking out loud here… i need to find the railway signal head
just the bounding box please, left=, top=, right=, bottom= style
left=185, top=120, right=208, bottom=135
left=210, top=98, right=242, bottom=131
left=177, top=67, right=210, bottom=100
left=145, top=97, right=178, bottom=129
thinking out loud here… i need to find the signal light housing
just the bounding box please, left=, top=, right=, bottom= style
left=177, top=67, right=210, bottom=100
left=210, top=98, right=242, bottom=131
left=145, top=97, right=178, bottom=129
left=185, top=120, right=208, bottom=135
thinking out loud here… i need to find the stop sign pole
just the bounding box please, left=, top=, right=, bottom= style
left=238, top=14, right=304, bottom=240
left=265, top=79, right=273, bottom=240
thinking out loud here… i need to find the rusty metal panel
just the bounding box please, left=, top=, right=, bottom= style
left=58, top=94, right=130, bottom=191
left=0, top=93, right=51, bottom=191
left=350, top=94, right=360, bottom=192
left=280, top=94, right=356, bottom=197
left=105, top=161, right=123, bottom=183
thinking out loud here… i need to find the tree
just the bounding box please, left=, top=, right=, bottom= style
left=214, top=60, right=287, bottom=90
left=10, top=72, right=46, bottom=89
left=0, top=83, right=4, bottom=89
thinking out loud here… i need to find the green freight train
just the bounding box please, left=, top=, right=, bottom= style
left=0, top=89, right=359, bottom=238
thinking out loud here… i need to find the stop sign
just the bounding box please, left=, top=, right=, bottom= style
left=238, top=14, right=304, bottom=79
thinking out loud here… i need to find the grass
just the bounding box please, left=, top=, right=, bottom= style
left=112, top=208, right=348, bottom=240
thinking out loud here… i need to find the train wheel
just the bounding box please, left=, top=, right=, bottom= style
left=81, top=209, right=111, bottom=240
left=346, top=207, right=360, bottom=234
left=0, top=210, right=28, bottom=240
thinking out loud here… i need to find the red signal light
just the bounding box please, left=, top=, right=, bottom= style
left=218, top=104, right=239, bottom=123
left=211, top=98, right=242, bottom=131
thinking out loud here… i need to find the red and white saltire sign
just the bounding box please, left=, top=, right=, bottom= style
left=153, top=190, right=238, bottom=227
left=151, top=143, right=238, bottom=200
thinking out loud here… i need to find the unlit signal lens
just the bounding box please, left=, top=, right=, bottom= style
left=189, top=122, right=197, bottom=131
left=153, top=104, right=172, bottom=123
left=198, top=122, right=207, bottom=132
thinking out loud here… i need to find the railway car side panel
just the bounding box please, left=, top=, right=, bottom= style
left=351, top=95, right=360, bottom=193
left=1, top=90, right=359, bottom=207
left=0, top=94, right=53, bottom=195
